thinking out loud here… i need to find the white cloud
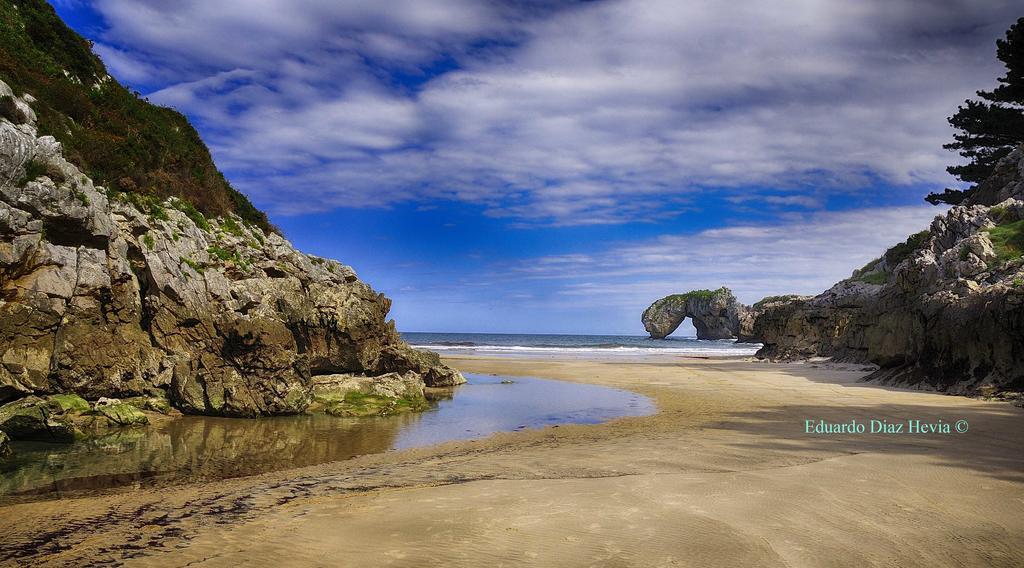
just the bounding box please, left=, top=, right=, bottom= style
left=503, top=204, right=946, bottom=306
left=385, top=203, right=945, bottom=333
left=88, top=0, right=1019, bottom=224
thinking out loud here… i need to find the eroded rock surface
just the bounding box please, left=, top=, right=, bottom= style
left=0, top=81, right=463, bottom=418
left=750, top=146, right=1024, bottom=395
left=642, top=287, right=749, bottom=340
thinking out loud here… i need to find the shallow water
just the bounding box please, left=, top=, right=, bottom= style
left=0, top=374, right=652, bottom=500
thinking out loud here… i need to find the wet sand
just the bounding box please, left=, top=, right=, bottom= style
left=1, top=356, right=1022, bottom=567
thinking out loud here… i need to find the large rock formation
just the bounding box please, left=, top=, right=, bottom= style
left=642, top=288, right=751, bottom=340
left=749, top=146, right=1024, bottom=395
left=0, top=81, right=463, bottom=418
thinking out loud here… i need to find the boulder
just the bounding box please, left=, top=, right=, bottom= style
left=0, top=396, right=80, bottom=442
left=95, top=400, right=149, bottom=426
left=373, top=344, right=466, bottom=387
left=308, top=371, right=428, bottom=417
left=47, top=393, right=90, bottom=413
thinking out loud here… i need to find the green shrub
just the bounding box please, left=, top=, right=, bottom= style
left=662, top=288, right=727, bottom=303
left=143, top=233, right=155, bottom=250
left=1013, top=277, right=1023, bottom=287
left=989, top=205, right=1008, bottom=221
left=207, top=245, right=249, bottom=270
left=115, top=191, right=170, bottom=222
left=220, top=216, right=244, bottom=237
left=883, top=230, right=930, bottom=267
left=207, top=245, right=234, bottom=262
left=173, top=199, right=209, bottom=231
left=984, top=219, right=1024, bottom=265
left=18, top=158, right=48, bottom=185
left=851, top=258, right=881, bottom=278
left=753, top=294, right=804, bottom=309
left=180, top=256, right=204, bottom=274
left=958, top=245, right=971, bottom=261
left=858, top=271, right=888, bottom=285
left=151, top=205, right=169, bottom=222
left=72, top=189, right=89, bottom=206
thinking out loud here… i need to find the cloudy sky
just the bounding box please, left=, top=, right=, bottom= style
left=54, top=0, right=1019, bottom=334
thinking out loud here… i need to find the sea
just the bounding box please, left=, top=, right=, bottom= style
left=402, top=332, right=761, bottom=358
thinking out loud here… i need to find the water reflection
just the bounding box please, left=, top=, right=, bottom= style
left=396, top=373, right=653, bottom=448
left=0, top=374, right=652, bottom=499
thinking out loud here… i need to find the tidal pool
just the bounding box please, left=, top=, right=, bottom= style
left=0, top=373, right=652, bottom=500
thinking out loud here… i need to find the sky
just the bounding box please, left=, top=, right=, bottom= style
left=50, top=0, right=1021, bottom=335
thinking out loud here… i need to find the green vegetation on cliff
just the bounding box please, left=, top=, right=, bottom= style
left=662, top=287, right=728, bottom=303
left=0, top=0, right=272, bottom=232
left=753, top=295, right=804, bottom=309
left=985, top=219, right=1024, bottom=264
left=851, top=230, right=932, bottom=284
left=884, top=230, right=931, bottom=267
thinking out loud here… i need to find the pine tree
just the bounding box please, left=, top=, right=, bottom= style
left=929, top=17, right=1024, bottom=205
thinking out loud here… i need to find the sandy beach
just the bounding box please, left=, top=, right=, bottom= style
left=1, top=355, right=1022, bottom=567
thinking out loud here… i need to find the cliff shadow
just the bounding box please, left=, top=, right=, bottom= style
left=709, top=398, right=1024, bottom=483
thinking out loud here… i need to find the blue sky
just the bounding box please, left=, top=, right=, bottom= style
left=51, top=0, right=1020, bottom=334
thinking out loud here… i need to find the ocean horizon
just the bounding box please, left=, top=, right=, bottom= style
left=402, top=332, right=761, bottom=357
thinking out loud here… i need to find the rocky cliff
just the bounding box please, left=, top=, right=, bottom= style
left=0, top=0, right=272, bottom=231
left=642, top=287, right=752, bottom=340
left=751, top=147, right=1024, bottom=395
left=0, top=80, right=462, bottom=420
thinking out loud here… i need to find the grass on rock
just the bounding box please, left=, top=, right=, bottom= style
left=884, top=230, right=931, bottom=267
left=17, top=158, right=48, bottom=185
left=662, top=287, right=728, bottom=303
left=985, top=219, right=1024, bottom=265
left=753, top=294, right=805, bottom=309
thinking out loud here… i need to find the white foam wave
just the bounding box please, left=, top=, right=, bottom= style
left=414, top=344, right=761, bottom=356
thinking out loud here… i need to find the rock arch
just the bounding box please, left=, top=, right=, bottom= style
left=641, top=287, right=746, bottom=340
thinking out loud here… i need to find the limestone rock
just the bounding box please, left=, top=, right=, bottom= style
left=0, top=429, right=11, bottom=457
left=373, top=344, right=466, bottom=387
left=642, top=288, right=748, bottom=340
left=745, top=145, right=1024, bottom=395
left=0, top=79, right=461, bottom=417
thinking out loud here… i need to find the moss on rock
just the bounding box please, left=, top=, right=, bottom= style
left=323, top=391, right=429, bottom=417
left=47, top=393, right=90, bottom=413
left=0, top=396, right=81, bottom=442
left=96, top=402, right=149, bottom=426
